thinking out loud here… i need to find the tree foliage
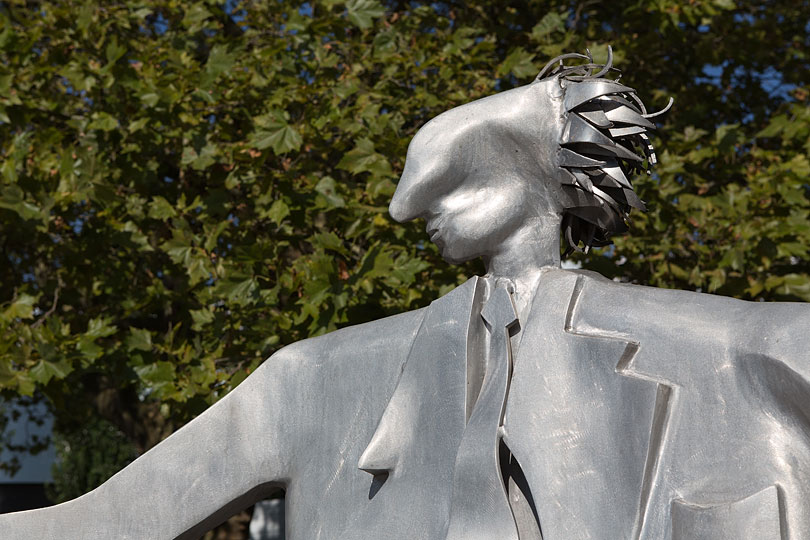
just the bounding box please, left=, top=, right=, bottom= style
left=0, top=0, right=808, bottom=518
left=45, top=415, right=136, bottom=503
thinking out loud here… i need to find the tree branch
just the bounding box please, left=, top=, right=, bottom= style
left=31, top=277, right=63, bottom=329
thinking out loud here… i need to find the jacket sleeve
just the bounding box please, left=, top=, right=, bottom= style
left=0, top=308, right=425, bottom=540
left=0, top=350, right=293, bottom=540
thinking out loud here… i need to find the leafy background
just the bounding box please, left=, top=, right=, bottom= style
left=1, top=0, right=808, bottom=536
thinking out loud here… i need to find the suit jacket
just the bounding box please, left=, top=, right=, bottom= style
left=2, top=268, right=808, bottom=539
left=356, top=268, right=810, bottom=540
left=503, top=269, right=810, bottom=540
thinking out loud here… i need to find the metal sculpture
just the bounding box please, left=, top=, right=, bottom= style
left=1, top=49, right=807, bottom=540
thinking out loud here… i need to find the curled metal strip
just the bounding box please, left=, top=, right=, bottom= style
left=559, top=169, right=578, bottom=186
left=564, top=69, right=623, bottom=82
left=639, top=133, right=658, bottom=164
left=626, top=92, right=649, bottom=116
left=597, top=94, right=642, bottom=114
left=582, top=48, right=596, bottom=78
left=577, top=108, right=613, bottom=128
left=535, top=52, right=590, bottom=80
left=643, top=96, right=675, bottom=118
left=565, top=142, right=643, bottom=163
left=563, top=218, right=580, bottom=255
left=562, top=115, right=644, bottom=162
left=601, top=163, right=632, bottom=189
left=555, top=67, right=592, bottom=79
left=601, top=184, right=646, bottom=210
left=569, top=168, right=595, bottom=192
left=564, top=81, right=636, bottom=111
left=565, top=199, right=628, bottom=233
left=590, top=45, right=613, bottom=79
left=589, top=172, right=618, bottom=187
left=603, top=104, right=656, bottom=128
left=559, top=148, right=608, bottom=168
left=609, top=126, right=648, bottom=138
left=591, top=184, right=623, bottom=213
left=623, top=187, right=646, bottom=210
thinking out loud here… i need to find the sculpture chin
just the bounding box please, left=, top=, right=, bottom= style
left=436, top=243, right=478, bottom=265
left=432, top=238, right=456, bottom=263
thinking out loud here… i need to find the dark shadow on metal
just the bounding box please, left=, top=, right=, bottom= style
left=368, top=473, right=389, bottom=500
left=175, top=483, right=286, bottom=540
left=500, top=441, right=543, bottom=539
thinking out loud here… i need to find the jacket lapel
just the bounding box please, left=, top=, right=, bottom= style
left=356, top=277, right=485, bottom=536
left=503, top=269, right=666, bottom=540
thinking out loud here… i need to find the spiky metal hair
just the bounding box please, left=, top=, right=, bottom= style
left=537, top=47, right=672, bottom=256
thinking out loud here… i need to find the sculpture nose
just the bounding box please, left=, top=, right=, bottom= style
left=358, top=428, right=397, bottom=475
left=388, top=193, right=409, bottom=223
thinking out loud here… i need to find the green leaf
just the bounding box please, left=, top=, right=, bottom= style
left=213, top=277, right=258, bottom=305
left=315, top=176, right=346, bottom=208
left=122, top=221, right=154, bottom=251
left=334, top=80, right=359, bottom=100
left=3, top=293, right=37, bottom=320
left=719, top=247, right=744, bottom=271
left=192, top=88, right=216, bottom=104
left=346, top=0, right=385, bottom=29
left=337, top=138, right=392, bottom=177
left=715, top=123, right=742, bottom=154
left=712, top=0, right=736, bottom=9
left=132, top=7, right=152, bottom=19
left=683, top=126, right=709, bottom=142
left=105, top=37, right=126, bottom=65
left=250, top=111, right=303, bottom=155
left=784, top=155, right=810, bottom=177
left=0, top=186, right=42, bottom=221
left=87, top=112, right=119, bottom=131
left=311, top=232, right=348, bottom=255
left=183, top=4, right=212, bottom=29
left=756, top=114, right=788, bottom=138
left=140, top=92, right=160, bottom=107
left=186, top=254, right=212, bottom=285
left=190, top=308, right=215, bottom=330
left=76, top=338, right=103, bottom=360
left=263, top=199, right=290, bottom=225
left=203, top=221, right=229, bottom=251
left=497, top=47, right=536, bottom=79
left=134, top=361, right=175, bottom=387
left=205, top=45, right=236, bottom=79
left=77, top=3, right=94, bottom=32
left=531, top=12, right=565, bottom=39
left=126, top=328, right=153, bottom=352
left=161, top=236, right=193, bottom=265
left=128, top=117, right=149, bottom=133
left=85, top=317, right=117, bottom=339
left=148, top=196, right=178, bottom=220
left=772, top=273, right=810, bottom=301
left=30, top=360, right=73, bottom=385
left=182, top=142, right=218, bottom=170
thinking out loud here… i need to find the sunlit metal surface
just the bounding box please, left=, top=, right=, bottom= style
left=1, top=49, right=807, bottom=540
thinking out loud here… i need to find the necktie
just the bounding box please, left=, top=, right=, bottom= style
left=445, top=282, right=520, bottom=540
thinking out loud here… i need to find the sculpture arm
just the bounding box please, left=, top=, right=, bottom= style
left=0, top=306, right=425, bottom=540
left=0, top=353, right=294, bottom=540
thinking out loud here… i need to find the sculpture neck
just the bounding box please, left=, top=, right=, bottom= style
left=482, top=215, right=560, bottom=317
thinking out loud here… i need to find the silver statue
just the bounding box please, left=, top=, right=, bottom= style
left=2, top=49, right=807, bottom=540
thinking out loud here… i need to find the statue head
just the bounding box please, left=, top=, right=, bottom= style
left=390, top=48, right=670, bottom=268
